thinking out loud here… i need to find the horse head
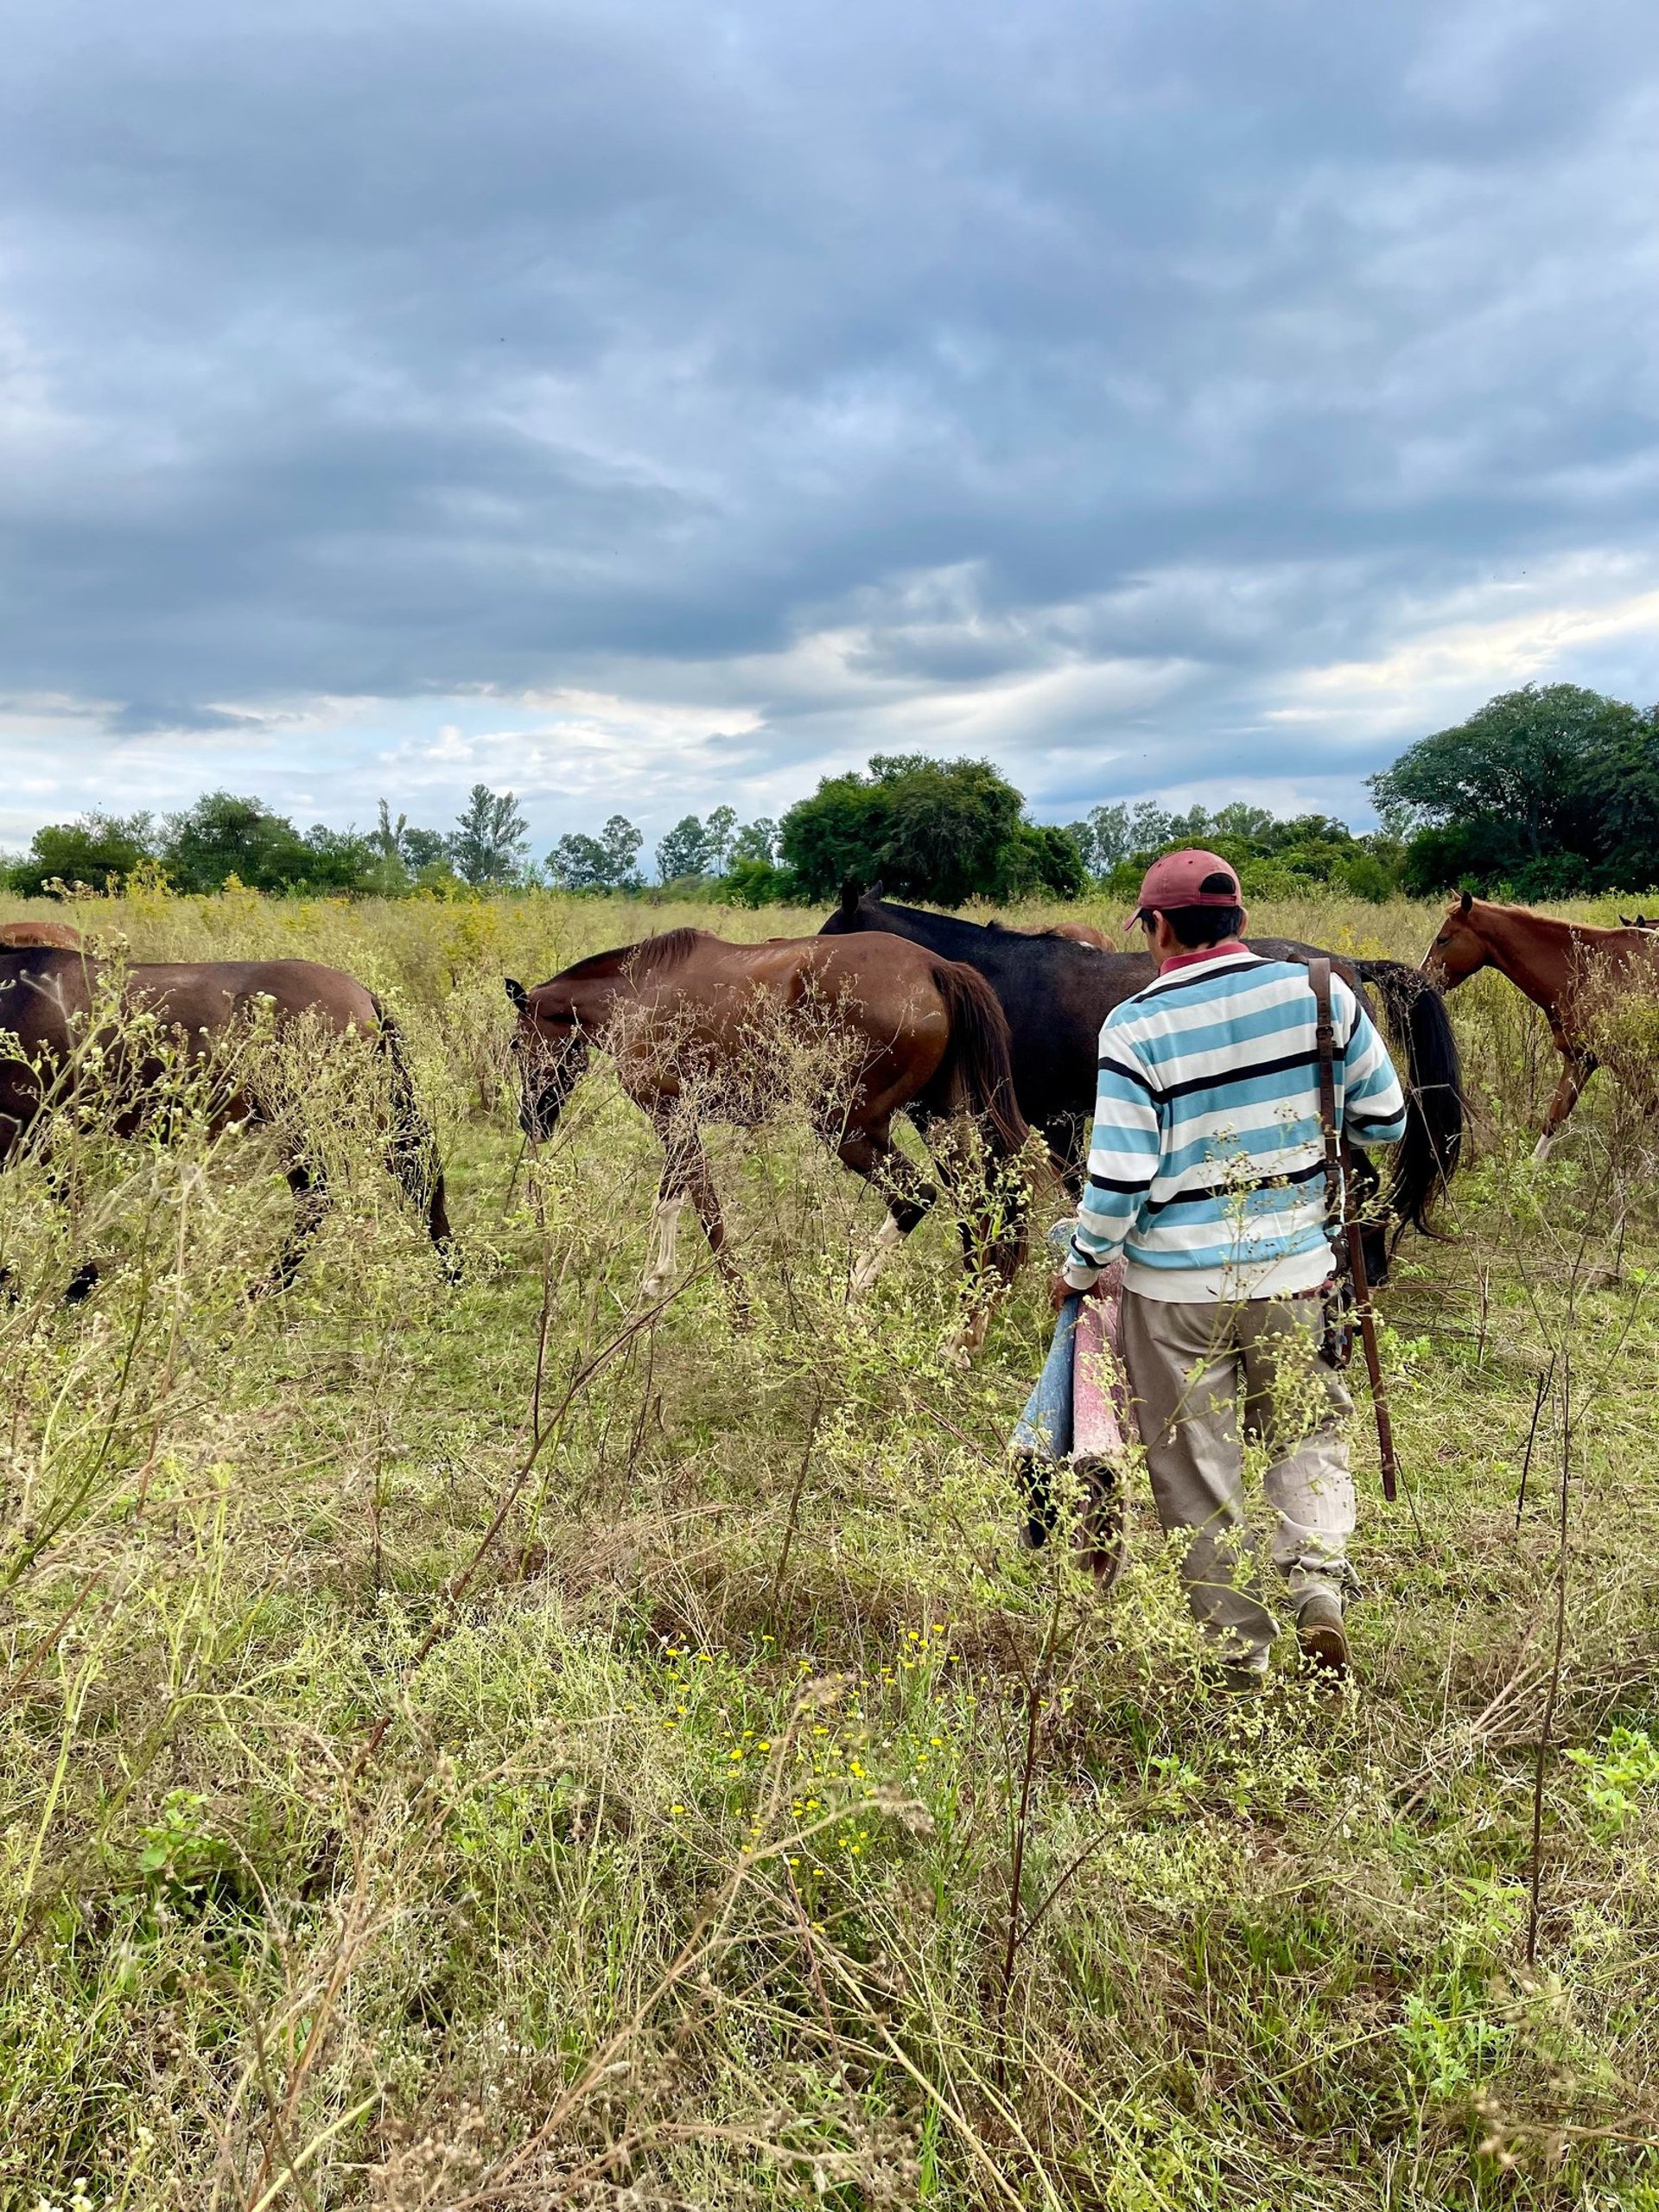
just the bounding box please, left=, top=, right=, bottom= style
left=1421, top=890, right=1489, bottom=989
left=820, top=880, right=886, bottom=937
left=505, top=976, right=593, bottom=1139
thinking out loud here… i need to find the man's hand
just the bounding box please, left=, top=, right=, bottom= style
left=1050, top=1268, right=1080, bottom=1311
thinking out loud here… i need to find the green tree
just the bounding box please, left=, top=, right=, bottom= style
left=731, top=818, right=779, bottom=865
left=298, top=823, right=376, bottom=890
left=777, top=774, right=888, bottom=900
left=371, top=799, right=449, bottom=882
left=1367, top=683, right=1655, bottom=892
left=9, top=810, right=156, bottom=896
left=448, top=785, right=530, bottom=887
left=656, top=815, right=715, bottom=882
left=721, top=855, right=794, bottom=906
left=548, top=815, right=644, bottom=893
left=703, top=805, right=738, bottom=874
left=1580, top=705, right=1659, bottom=890
left=779, top=755, right=1082, bottom=904
left=162, top=793, right=317, bottom=892
left=401, top=826, right=449, bottom=873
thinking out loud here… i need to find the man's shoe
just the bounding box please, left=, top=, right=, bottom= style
left=1296, top=1592, right=1350, bottom=1677
left=1217, top=1661, right=1268, bottom=1694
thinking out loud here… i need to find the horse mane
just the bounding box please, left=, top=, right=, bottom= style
left=556, top=927, right=707, bottom=983
left=1470, top=899, right=1634, bottom=945
left=868, top=895, right=994, bottom=938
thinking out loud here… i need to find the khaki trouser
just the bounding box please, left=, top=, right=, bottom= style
left=1119, top=1287, right=1357, bottom=1672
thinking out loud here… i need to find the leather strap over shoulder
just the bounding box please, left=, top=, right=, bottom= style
left=1308, top=957, right=1343, bottom=1233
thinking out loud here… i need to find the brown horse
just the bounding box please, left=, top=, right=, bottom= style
left=0, top=919, right=83, bottom=950
left=1422, top=892, right=1659, bottom=1157
left=0, top=947, right=454, bottom=1297
left=505, top=927, right=1030, bottom=1321
left=1034, top=918, right=1114, bottom=950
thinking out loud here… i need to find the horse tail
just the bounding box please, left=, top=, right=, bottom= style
left=927, top=959, right=1030, bottom=1156
left=1355, top=960, right=1465, bottom=1243
left=371, top=995, right=457, bottom=1271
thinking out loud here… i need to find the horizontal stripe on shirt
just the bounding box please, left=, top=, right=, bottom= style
left=1061, top=950, right=1408, bottom=1300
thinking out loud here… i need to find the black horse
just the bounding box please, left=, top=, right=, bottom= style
left=819, top=887, right=1465, bottom=1276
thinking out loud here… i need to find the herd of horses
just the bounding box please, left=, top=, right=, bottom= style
left=1, top=888, right=1656, bottom=1314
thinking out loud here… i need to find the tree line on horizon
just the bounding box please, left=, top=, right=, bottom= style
left=5, top=683, right=1656, bottom=906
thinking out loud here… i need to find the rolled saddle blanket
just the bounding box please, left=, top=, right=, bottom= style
left=1010, top=1254, right=1131, bottom=1580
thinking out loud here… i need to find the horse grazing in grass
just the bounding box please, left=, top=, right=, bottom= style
left=1422, top=892, right=1659, bottom=1158
left=0, top=920, right=83, bottom=950
left=0, top=947, right=454, bottom=1298
left=505, top=927, right=1031, bottom=1323
left=821, top=885, right=1466, bottom=1279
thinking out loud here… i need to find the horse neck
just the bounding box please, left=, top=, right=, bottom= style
left=548, top=969, right=625, bottom=1026
left=869, top=902, right=981, bottom=955
left=1472, top=906, right=1586, bottom=1010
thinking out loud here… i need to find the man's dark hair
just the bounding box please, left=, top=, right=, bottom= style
left=1147, top=903, right=1246, bottom=948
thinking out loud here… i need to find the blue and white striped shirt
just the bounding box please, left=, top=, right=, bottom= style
left=1061, top=949, right=1408, bottom=1302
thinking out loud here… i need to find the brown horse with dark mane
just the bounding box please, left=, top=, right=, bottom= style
left=0, top=946, right=454, bottom=1297
left=505, top=927, right=1030, bottom=1325
left=0, top=919, right=84, bottom=950
left=1423, top=892, right=1659, bottom=1156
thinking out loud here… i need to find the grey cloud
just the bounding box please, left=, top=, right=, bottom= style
left=1, top=0, right=1656, bottom=832
left=105, top=702, right=270, bottom=736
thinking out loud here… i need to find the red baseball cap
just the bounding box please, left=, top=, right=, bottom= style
left=1134, top=848, right=1242, bottom=916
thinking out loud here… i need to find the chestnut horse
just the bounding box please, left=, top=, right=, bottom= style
left=0, top=946, right=454, bottom=1296
left=1421, top=892, right=1659, bottom=1157
left=505, top=927, right=1030, bottom=1319
left=1036, top=919, right=1114, bottom=950
left=0, top=920, right=83, bottom=950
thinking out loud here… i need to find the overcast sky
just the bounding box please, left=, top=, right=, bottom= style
left=3, top=0, right=1656, bottom=856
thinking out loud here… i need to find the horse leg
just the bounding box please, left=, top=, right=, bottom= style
left=254, top=1154, right=331, bottom=1299
left=646, top=1120, right=746, bottom=1316
left=426, top=1168, right=460, bottom=1281
left=926, top=1115, right=1029, bottom=1360
left=835, top=1123, right=937, bottom=1298
left=387, top=1120, right=460, bottom=1281
left=378, top=1046, right=460, bottom=1281
left=639, top=1185, right=687, bottom=1303
left=933, top=1115, right=1029, bottom=1293
left=33, top=1139, right=99, bottom=1305
left=849, top=1213, right=906, bottom=1296
left=1534, top=1049, right=1597, bottom=1161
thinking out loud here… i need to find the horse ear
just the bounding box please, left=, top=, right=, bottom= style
left=1459, top=889, right=1473, bottom=917
left=868, top=879, right=884, bottom=900
left=505, top=977, right=528, bottom=1009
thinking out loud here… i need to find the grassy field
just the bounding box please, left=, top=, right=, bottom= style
left=3, top=883, right=1657, bottom=2209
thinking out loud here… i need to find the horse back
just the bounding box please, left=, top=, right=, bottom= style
left=0, top=919, right=84, bottom=950
left=126, top=959, right=381, bottom=1036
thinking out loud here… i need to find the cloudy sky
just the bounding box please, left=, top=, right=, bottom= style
left=3, top=0, right=1656, bottom=859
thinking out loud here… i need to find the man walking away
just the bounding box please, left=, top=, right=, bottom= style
left=1055, top=849, right=1407, bottom=1688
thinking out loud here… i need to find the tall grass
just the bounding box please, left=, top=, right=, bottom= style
left=2, top=885, right=1657, bottom=2208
